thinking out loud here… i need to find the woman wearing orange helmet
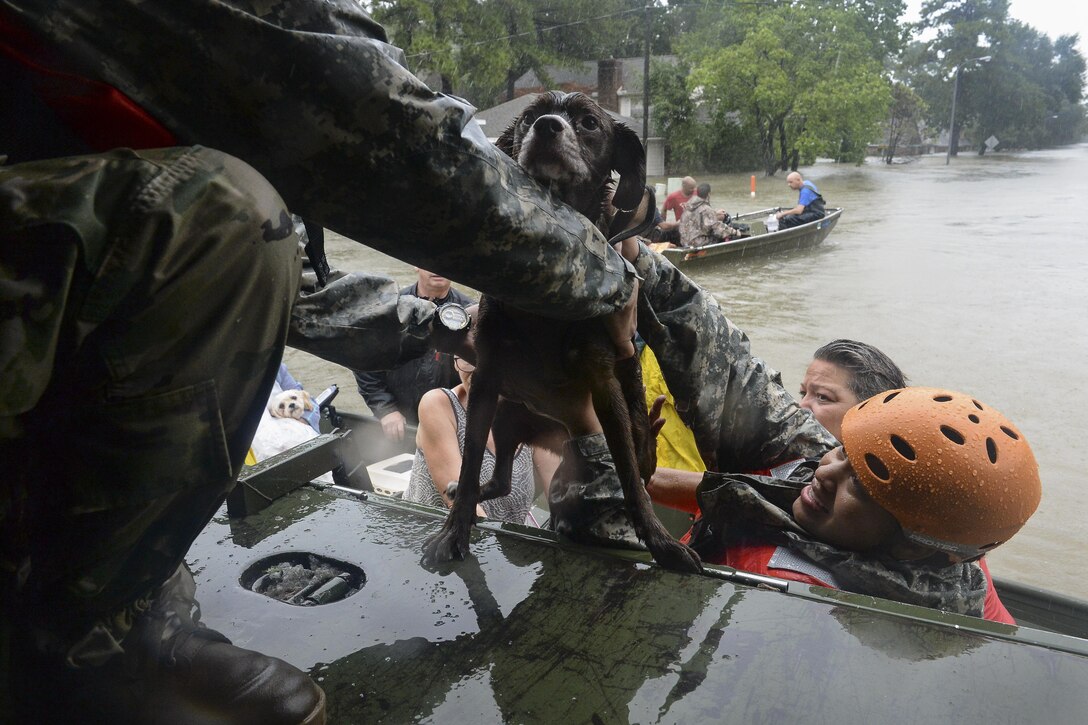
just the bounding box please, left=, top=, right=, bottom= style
left=689, top=387, right=1041, bottom=620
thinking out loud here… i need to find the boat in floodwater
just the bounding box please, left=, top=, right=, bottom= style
left=659, top=207, right=842, bottom=267
left=197, top=406, right=1088, bottom=722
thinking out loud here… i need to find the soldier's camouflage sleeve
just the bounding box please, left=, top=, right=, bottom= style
left=5, top=0, right=634, bottom=320
left=287, top=271, right=435, bottom=372
left=630, top=242, right=836, bottom=472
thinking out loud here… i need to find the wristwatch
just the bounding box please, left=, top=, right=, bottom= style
left=435, top=303, right=470, bottom=332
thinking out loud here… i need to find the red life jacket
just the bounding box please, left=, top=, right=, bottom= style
left=1, top=8, right=176, bottom=151
left=684, top=529, right=1016, bottom=625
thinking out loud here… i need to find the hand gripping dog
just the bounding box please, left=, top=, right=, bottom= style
left=422, top=92, right=701, bottom=574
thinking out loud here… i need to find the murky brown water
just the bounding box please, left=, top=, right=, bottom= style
left=285, top=144, right=1088, bottom=599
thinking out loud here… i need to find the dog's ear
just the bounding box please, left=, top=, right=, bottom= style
left=610, top=122, right=646, bottom=213
left=495, top=120, right=519, bottom=159
left=301, top=390, right=314, bottom=412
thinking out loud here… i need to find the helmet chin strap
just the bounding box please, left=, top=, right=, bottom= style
left=901, top=529, right=994, bottom=564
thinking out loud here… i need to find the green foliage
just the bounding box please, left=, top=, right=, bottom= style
left=372, top=0, right=664, bottom=108
left=681, top=0, right=894, bottom=175
left=883, top=82, right=926, bottom=162
left=911, top=1, right=1087, bottom=152
left=366, top=0, right=1085, bottom=165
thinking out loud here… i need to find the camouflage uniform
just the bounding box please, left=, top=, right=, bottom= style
left=1, top=0, right=833, bottom=666
left=631, top=240, right=835, bottom=472
left=1, top=0, right=635, bottom=322
left=0, top=146, right=302, bottom=665
left=678, top=195, right=738, bottom=248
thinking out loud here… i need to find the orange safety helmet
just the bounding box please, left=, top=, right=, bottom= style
left=840, top=387, right=1041, bottom=562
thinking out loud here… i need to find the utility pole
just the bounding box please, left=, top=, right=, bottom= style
left=945, top=55, right=992, bottom=165
left=643, top=3, right=651, bottom=146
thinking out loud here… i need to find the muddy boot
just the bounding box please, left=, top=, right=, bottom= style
left=18, top=565, right=326, bottom=724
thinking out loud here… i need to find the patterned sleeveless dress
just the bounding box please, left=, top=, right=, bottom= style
left=406, top=389, right=535, bottom=523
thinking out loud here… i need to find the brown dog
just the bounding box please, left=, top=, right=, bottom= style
left=422, top=92, right=701, bottom=573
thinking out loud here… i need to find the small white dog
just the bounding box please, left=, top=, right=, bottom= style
left=269, top=390, right=314, bottom=421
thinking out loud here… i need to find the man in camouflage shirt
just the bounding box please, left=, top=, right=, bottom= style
left=1, top=0, right=833, bottom=719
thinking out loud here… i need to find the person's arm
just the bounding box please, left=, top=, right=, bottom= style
left=528, top=428, right=567, bottom=499
left=20, top=1, right=636, bottom=322
left=778, top=187, right=813, bottom=218
left=353, top=368, right=407, bottom=441
left=620, top=239, right=836, bottom=472
left=353, top=369, right=397, bottom=420
left=704, top=209, right=734, bottom=240
left=646, top=467, right=703, bottom=514
left=415, top=389, right=485, bottom=516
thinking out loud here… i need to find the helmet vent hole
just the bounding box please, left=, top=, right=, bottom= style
left=968, top=414, right=980, bottom=424
left=940, top=426, right=965, bottom=445
left=864, top=453, right=891, bottom=482
left=889, top=435, right=916, bottom=461
left=882, top=391, right=900, bottom=404
left=986, top=437, right=998, bottom=464
left=857, top=400, right=869, bottom=410
left=933, top=395, right=953, bottom=403
left=1000, top=425, right=1020, bottom=440
left=973, top=399, right=984, bottom=410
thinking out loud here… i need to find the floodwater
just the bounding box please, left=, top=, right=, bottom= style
left=284, top=143, right=1088, bottom=600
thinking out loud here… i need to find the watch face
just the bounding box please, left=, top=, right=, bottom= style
left=438, top=304, right=469, bottom=331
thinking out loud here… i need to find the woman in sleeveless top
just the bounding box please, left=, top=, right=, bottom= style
left=406, top=355, right=560, bottom=524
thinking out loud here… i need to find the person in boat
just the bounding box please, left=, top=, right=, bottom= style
left=678, top=183, right=744, bottom=248
left=353, top=268, right=475, bottom=442
left=797, top=339, right=907, bottom=442
left=2, top=2, right=837, bottom=719
left=775, top=172, right=827, bottom=229
left=405, top=355, right=561, bottom=525
left=684, top=387, right=1039, bottom=621
left=656, top=176, right=696, bottom=245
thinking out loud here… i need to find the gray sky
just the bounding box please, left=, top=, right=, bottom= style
left=905, top=0, right=1088, bottom=59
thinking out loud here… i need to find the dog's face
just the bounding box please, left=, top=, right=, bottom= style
left=497, top=92, right=646, bottom=222
left=269, top=390, right=314, bottom=420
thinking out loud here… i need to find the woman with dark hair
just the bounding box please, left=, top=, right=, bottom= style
left=799, top=339, right=907, bottom=441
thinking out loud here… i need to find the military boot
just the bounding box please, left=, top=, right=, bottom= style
left=18, top=564, right=326, bottom=724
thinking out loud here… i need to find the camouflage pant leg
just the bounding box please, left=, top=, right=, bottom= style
left=0, top=146, right=301, bottom=663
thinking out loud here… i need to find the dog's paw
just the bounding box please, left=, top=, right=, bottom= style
left=421, top=520, right=472, bottom=565
left=478, top=476, right=513, bottom=502
left=648, top=538, right=703, bottom=574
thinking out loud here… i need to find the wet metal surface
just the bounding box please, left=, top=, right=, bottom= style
left=187, top=487, right=1088, bottom=723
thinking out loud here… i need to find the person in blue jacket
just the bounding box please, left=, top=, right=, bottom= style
left=776, top=172, right=826, bottom=229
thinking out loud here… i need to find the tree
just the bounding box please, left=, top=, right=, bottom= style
left=371, top=0, right=666, bottom=108
left=682, top=0, right=894, bottom=175
left=911, top=1, right=1086, bottom=152
left=883, top=82, right=925, bottom=162
left=915, top=0, right=1009, bottom=156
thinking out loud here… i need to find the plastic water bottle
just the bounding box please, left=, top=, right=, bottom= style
left=765, top=214, right=779, bottom=233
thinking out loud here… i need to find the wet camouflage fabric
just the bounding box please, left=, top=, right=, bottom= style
left=0, top=146, right=301, bottom=662
left=678, top=196, right=737, bottom=249
left=691, top=470, right=987, bottom=617
left=7, top=0, right=833, bottom=470
left=288, top=269, right=437, bottom=372
left=3, top=0, right=635, bottom=321
left=548, top=434, right=646, bottom=550
left=631, top=240, right=837, bottom=472
left=2, top=0, right=838, bottom=664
